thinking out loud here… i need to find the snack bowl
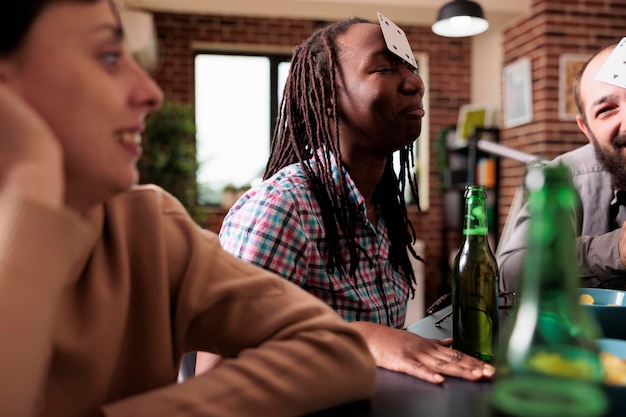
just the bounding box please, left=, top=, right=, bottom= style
left=598, top=338, right=626, bottom=417
left=578, top=288, right=626, bottom=339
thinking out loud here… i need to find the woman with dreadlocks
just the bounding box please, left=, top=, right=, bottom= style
left=197, top=16, right=494, bottom=384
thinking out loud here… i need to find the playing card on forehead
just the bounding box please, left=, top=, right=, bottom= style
left=376, top=12, right=417, bottom=70
left=595, top=37, right=626, bottom=89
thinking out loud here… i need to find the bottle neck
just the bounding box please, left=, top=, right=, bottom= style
left=519, top=171, right=582, bottom=307
left=522, top=199, right=577, bottom=294
left=462, top=198, right=489, bottom=237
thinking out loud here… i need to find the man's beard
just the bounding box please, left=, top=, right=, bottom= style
left=590, top=131, right=626, bottom=190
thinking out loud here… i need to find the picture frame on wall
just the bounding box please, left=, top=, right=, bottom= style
left=453, top=103, right=495, bottom=146
left=503, top=57, right=533, bottom=128
left=558, top=53, right=590, bottom=121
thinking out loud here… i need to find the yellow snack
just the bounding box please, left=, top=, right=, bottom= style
left=579, top=293, right=595, bottom=305
left=528, top=351, right=596, bottom=379
left=600, top=352, right=626, bottom=385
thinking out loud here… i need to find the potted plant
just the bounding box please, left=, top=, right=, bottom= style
left=138, top=99, right=205, bottom=224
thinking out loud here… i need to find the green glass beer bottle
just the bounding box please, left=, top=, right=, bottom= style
left=490, top=162, right=608, bottom=417
left=451, top=185, right=499, bottom=362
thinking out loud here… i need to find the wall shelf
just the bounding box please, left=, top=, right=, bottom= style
left=440, top=127, right=500, bottom=295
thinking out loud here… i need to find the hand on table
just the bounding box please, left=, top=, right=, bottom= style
left=350, top=321, right=495, bottom=384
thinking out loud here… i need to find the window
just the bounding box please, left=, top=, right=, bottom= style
left=194, top=52, right=290, bottom=205
left=194, top=49, right=429, bottom=210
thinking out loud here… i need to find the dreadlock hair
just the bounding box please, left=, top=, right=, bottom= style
left=265, top=17, right=424, bottom=299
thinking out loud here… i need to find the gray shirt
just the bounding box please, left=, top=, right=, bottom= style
left=497, top=143, right=626, bottom=293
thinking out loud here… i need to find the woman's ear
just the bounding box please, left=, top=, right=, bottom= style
left=326, top=98, right=337, bottom=118
left=576, top=114, right=592, bottom=143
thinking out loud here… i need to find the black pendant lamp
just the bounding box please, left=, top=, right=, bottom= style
left=432, top=0, right=489, bottom=37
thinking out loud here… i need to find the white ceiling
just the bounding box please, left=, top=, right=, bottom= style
left=124, top=0, right=530, bottom=26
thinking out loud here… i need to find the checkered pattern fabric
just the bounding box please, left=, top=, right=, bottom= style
left=219, top=159, right=410, bottom=328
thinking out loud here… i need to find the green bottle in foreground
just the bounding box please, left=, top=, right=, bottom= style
left=452, top=185, right=499, bottom=362
left=490, top=163, right=609, bottom=417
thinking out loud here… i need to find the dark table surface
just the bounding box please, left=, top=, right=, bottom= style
left=308, top=305, right=623, bottom=417
left=306, top=367, right=493, bottom=417
left=307, top=306, right=495, bottom=417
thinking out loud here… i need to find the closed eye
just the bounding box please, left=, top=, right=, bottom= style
left=595, top=105, right=617, bottom=118
left=403, top=60, right=418, bottom=74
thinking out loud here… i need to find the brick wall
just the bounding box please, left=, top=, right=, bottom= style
left=151, top=12, right=472, bottom=306
left=150, top=0, right=626, bottom=309
left=499, top=0, right=626, bottom=237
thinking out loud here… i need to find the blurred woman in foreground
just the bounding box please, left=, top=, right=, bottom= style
left=0, top=1, right=375, bottom=416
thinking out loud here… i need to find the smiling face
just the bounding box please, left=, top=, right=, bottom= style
left=334, top=23, right=424, bottom=159
left=1, top=0, right=163, bottom=211
left=577, top=46, right=626, bottom=189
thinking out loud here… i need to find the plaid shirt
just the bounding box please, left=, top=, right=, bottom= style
left=219, top=160, right=410, bottom=328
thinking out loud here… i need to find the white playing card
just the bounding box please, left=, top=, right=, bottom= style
left=595, top=37, right=626, bottom=89
left=376, top=12, right=417, bottom=71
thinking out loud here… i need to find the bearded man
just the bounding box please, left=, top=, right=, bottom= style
left=498, top=41, right=626, bottom=292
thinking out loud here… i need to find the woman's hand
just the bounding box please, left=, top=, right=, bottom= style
left=0, top=83, right=63, bottom=206
left=350, top=322, right=495, bottom=384
left=195, top=351, right=223, bottom=375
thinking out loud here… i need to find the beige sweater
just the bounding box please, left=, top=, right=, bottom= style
left=0, top=185, right=376, bottom=417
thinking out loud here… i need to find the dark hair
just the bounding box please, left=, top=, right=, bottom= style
left=265, top=17, right=423, bottom=299
left=573, top=41, right=619, bottom=125
left=1, top=0, right=100, bottom=56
